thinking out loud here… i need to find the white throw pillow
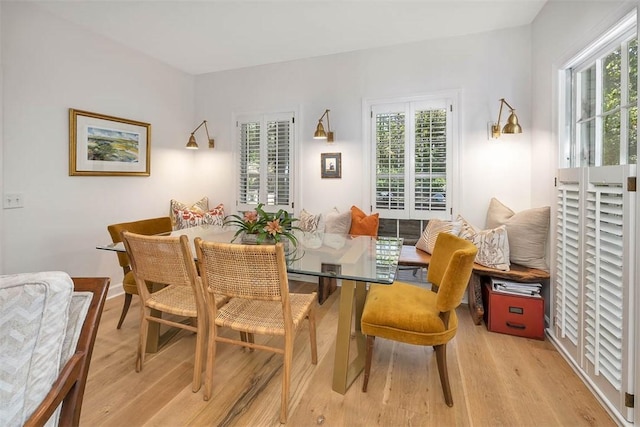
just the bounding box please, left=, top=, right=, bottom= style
left=485, top=198, right=550, bottom=271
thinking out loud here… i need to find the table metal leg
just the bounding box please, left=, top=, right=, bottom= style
left=332, top=280, right=368, bottom=394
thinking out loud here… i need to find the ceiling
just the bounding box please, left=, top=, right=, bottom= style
left=34, top=0, right=547, bottom=75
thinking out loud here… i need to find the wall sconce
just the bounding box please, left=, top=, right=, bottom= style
left=490, top=98, right=522, bottom=139
left=313, top=109, right=334, bottom=143
left=186, top=120, right=215, bottom=149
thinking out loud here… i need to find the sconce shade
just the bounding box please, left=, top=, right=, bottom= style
left=186, top=120, right=215, bottom=150
left=313, top=109, right=334, bottom=143
left=314, top=120, right=326, bottom=139
left=186, top=134, right=198, bottom=149
left=491, top=98, right=523, bottom=138
left=502, top=111, right=522, bottom=134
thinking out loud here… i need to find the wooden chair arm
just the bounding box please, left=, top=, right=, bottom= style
left=24, top=353, right=84, bottom=427
left=25, top=277, right=110, bottom=427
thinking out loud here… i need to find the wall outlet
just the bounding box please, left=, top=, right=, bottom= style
left=4, top=193, right=24, bottom=209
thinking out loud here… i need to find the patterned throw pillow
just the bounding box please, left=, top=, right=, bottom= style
left=299, top=209, right=321, bottom=232
left=170, top=197, right=209, bottom=229
left=415, top=219, right=462, bottom=254
left=174, top=203, right=224, bottom=230
left=457, top=215, right=510, bottom=271
left=485, top=198, right=550, bottom=271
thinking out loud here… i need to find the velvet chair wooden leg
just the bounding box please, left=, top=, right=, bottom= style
left=434, top=344, right=453, bottom=406
left=362, top=335, right=375, bottom=392
left=117, top=292, right=133, bottom=329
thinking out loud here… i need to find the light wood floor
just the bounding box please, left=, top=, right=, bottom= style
left=81, top=281, right=616, bottom=426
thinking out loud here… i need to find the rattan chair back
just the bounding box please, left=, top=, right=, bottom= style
left=196, top=241, right=289, bottom=302
left=120, top=231, right=208, bottom=392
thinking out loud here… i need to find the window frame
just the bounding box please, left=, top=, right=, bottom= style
left=559, top=10, right=637, bottom=168
left=234, top=111, right=296, bottom=213
left=363, top=91, right=459, bottom=221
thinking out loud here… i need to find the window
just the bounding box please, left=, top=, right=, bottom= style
left=235, top=112, right=295, bottom=212
left=368, top=94, right=456, bottom=221
left=563, top=11, right=637, bottom=167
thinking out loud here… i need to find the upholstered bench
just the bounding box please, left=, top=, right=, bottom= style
left=398, top=245, right=550, bottom=325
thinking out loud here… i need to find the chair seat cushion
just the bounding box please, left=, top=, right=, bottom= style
left=361, top=281, right=457, bottom=346
left=123, top=272, right=156, bottom=295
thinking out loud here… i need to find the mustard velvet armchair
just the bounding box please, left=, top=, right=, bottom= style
left=107, top=217, right=172, bottom=329
left=360, top=232, right=478, bottom=406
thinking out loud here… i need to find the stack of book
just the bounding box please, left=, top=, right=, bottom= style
left=492, top=279, right=542, bottom=298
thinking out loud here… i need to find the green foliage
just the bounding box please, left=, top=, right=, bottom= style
left=224, top=203, right=299, bottom=246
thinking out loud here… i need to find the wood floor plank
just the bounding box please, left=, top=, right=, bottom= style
left=80, top=281, right=616, bottom=426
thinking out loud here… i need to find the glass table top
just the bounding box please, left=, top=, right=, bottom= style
left=97, top=225, right=403, bottom=285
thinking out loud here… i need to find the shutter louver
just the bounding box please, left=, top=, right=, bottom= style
left=415, top=108, right=447, bottom=212
left=584, top=182, right=624, bottom=390
left=266, top=119, right=291, bottom=206
left=238, top=121, right=261, bottom=205
left=555, top=180, right=581, bottom=347
left=375, top=112, right=406, bottom=210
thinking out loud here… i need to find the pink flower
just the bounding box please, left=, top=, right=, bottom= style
left=265, top=219, right=283, bottom=236
left=243, top=210, right=258, bottom=223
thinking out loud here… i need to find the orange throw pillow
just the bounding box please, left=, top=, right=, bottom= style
left=349, top=206, right=379, bottom=237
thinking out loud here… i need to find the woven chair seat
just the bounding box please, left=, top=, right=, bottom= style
left=216, top=293, right=316, bottom=335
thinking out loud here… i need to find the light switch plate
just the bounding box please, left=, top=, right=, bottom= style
left=4, top=193, right=24, bottom=209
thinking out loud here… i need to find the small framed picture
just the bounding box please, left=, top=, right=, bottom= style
left=321, top=152, right=341, bottom=179
left=69, top=108, right=151, bottom=176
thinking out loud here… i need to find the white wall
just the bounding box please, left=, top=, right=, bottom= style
left=0, top=2, right=212, bottom=295
left=195, top=26, right=535, bottom=227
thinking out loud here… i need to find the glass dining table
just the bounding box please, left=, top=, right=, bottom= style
left=97, top=224, right=403, bottom=395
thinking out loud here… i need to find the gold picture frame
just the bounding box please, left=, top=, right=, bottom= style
left=321, top=152, right=341, bottom=179
left=69, top=108, right=151, bottom=176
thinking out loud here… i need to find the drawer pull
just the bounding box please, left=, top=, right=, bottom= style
left=509, top=306, right=524, bottom=315
left=506, top=321, right=526, bottom=330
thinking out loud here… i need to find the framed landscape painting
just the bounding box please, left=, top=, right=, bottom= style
left=69, top=108, right=151, bottom=176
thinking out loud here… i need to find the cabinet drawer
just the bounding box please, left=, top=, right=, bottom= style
left=483, top=283, right=545, bottom=340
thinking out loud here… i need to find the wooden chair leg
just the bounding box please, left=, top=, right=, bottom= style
left=203, top=324, right=218, bottom=401
left=116, top=292, right=133, bottom=329
left=192, top=317, right=205, bottom=393
left=308, top=308, right=318, bottom=365
left=434, top=344, right=453, bottom=406
left=280, top=334, right=293, bottom=423
left=362, top=335, right=375, bottom=392
left=137, top=309, right=150, bottom=372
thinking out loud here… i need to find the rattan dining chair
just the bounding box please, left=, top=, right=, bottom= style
left=194, top=239, right=318, bottom=424
left=361, top=232, right=478, bottom=406
left=121, top=231, right=227, bottom=392
left=107, top=217, right=172, bottom=329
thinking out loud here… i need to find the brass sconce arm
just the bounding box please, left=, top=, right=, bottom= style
left=491, top=98, right=522, bottom=139
left=186, top=120, right=215, bottom=150
left=313, top=109, right=334, bottom=143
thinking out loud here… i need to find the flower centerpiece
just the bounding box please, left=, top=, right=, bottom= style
left=224, top=203, right=300, bottom=247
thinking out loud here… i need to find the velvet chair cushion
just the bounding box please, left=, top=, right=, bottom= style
left=361, top=282, right=458, bottom=346
left=361, top=233, right=477, bottom=346
left=349, top=205, right=379, bottom=237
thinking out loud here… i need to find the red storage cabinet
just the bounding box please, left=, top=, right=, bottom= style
left=482, top=282, right=545, bottom=340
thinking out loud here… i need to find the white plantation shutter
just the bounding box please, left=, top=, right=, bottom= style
left=583, top=165, right=635, bottom=420
left=371, top=97, right=453, bottom=220
left=555, top=168, right=582, bottom=355
left=238, top=120, right=261, bottom=205
left=236, top=113, right=294, bottom=211
left=266, top=119, right=291, bottom=206
left=375, top=108, right=406, bottom=211
left=553, top=165, right=635, bottom=422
